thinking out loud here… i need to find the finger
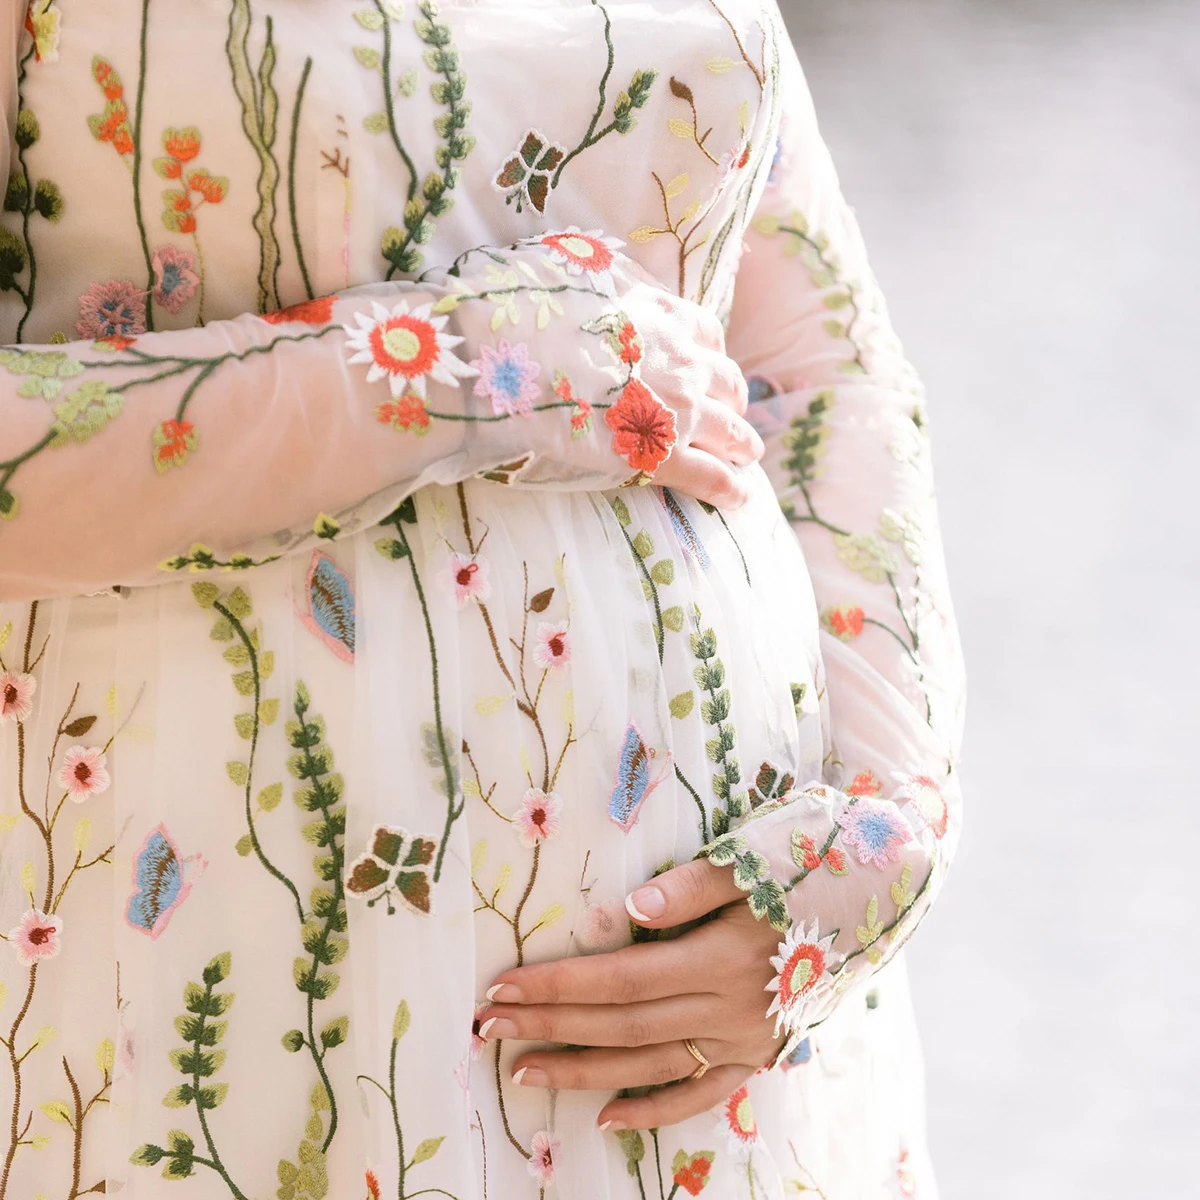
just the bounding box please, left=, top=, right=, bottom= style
left=478, top=995, right=717, bottom=1049
left=487, top=938, right=712, bottom=1006
left=510, top=1038, right=727, bottom=1092
left=702, top=351, right=749, bottom=415
left=654, top=447, right=750, bottom=509
left=624, top=858, right=743, bottom=930
left=598, top=1064, right=754, bottom=1132
left=691, top=397, right=763, bottom=466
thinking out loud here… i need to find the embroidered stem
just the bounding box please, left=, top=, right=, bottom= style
left=288, top=57, right=316, bottom=301
left=133, top=0, right=156, bottom=330
left=12, top=45, right=39, bottom=343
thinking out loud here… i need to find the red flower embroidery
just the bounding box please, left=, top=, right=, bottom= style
left=261, top=295, right=337, bottom=326
left=376, top=394, right=431, bottom=434
left=605, top=379, right=677, bottom=473
left=824, top=846, right=846, bottom=874
left=364, top=1169, right=381, bottom=1200
left=822, top=604, right=865, bottom=641
left=152, top=418, right=197, bottom=473
left=617, top=319, right=643, bottom=365
left=794, top=832, right=821, bottom=871
left=846, top=770, right=882, bottom=797
left=672, top=1152, right=714, bottom=1195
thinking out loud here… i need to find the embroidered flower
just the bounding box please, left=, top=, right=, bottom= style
left=449, top=551, right=491, bottom=609
left=554, top=371, right=592, bottom=437
left=93, top=335, right=137, bottom=352
left=152, top=418, right=197, bottom=473
left=76, top=280, right=147, bottom=342
left=718, top=143, right=752, bottom=177
left=8, top=908, right=62, bottom=967
left=161, top=127, right=201, bottom=167
left=261, top=295, right=336, bottom=326
left=470, top=339, right=541, bottom=418
left=0, top=671, right=36, bottom=724
left=605, top=378, right=677, bottom=474
left=539, top=228, right=622, bottom=296
left=533, top=621, right=571, bottom=671
left=617, top=319, right=643, bottom=365
left=344, top=299, right=476, bottom=400
left=377, top=394, right=432, bottom=435
left=846, top=770, right=883, bottom=797
left=364, top=1168, right=382, bottom=1200
left=25, top=1, right=61, bottom=64
left=824, top=846, right=846, bottom=874
left=672, top=1150, right=715, bottom=1196
left=764, top=918, right=841, bottom=1037
left=526, top=1130, right=560, bottom=1186
left=493, top=130, right=567, bottom=215
left=58, top=746, right=111, bottom=802
left=87, top=59, right=135, bottom=157
left=513, top=788, right=563, bottom=848
left=151, top=245, right=200, bottom=314
left=470, top=1001, right=492, bottom=1060
left=821, top=604, right=864, bottom=641
left=894, top=772, right=949, bottom=839
left=896, top=1148, right=917, bottom=1197
left=793, top=831, right=821, bottom=871
left=720, top=1084, right=758, bottom=1154
left=838, top=797, right=912, bottom=870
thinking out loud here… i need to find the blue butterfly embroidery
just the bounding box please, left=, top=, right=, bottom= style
left=301, top=550, right=356, bottom=662
left=125, top=824, right=204, bottom=939
left=782, top=1037, right=813, bottom=1072
left=608, top=722, right=666, bottom=832
left=661, top=489, right=710, bottom=571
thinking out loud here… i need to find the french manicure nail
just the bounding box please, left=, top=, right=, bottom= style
left=598, top=1119, right=613, bottom=1132
left=514, top=1066, right=548, bottom=1087
left=478, top=1017, right=518, bottom=1040
left=626, top=885, right=666, bottom=922
left=486, top=983, right=522, bottom=1003
left=600, top=1119, right=626, bottom=1132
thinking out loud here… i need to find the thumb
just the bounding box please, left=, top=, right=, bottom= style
left=624, top=858, right=743, bottom=929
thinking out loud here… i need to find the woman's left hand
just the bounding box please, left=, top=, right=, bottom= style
left=480, top=859, right=785, bottom=1131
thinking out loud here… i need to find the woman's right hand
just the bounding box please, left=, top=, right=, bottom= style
left=622, top=281, right=763, bottom=508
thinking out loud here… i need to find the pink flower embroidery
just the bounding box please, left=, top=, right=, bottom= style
left=527, top=1130, right=560, bottom=1186
left=151, top=245, right=200, bottom=314
left=513, top=788, right=562, bottom=848
left=0, top=671, right=36, bottom=724
left=532, top=621, right=570, bottom=671
left=837, top=797, right=912, bottom=870
left=470, top=1000, right=492, bottom=1060
left=76, top=279, right=147, bottom=342
left=470, top=339, right=541, bottom=418
left=895, top=772, right=949, bottom=839
left=58, top=746, right=111, bottom=802
left=449, top=552, right=491, bottom=609
left=8, top=908, right=62, bottom=968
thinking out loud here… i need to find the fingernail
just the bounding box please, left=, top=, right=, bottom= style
left=599, top=1118, right=625, bottom=1132
left=513, top=1066, right=548, bottom=1087
left=486, top=983, right=522, bottom=1003
left=626, top=885, right=666, bottom=922
left=479, top=1017, right=518, bottom=1040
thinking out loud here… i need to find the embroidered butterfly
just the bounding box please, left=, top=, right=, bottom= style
left=781, top=1037, right=813, bottom=1072
left=608, top=722, right=669, bottom=833
left=661, top=488, right=710, bottom=571
left=301, top=550, right=356, bottom=662
left=125, top=824, right=206, bottom=939
left=344, top=824, right=436, bottom=916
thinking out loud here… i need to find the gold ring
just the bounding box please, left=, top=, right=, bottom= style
left=682, top=1038, right=710, bottom=1081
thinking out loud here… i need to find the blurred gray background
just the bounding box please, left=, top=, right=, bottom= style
left=776, top=1, right=1200, bottom=1196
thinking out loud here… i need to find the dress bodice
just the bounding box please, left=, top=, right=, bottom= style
left=2, top=0, right=782, bottom=344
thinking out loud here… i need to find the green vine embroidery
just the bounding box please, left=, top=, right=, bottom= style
left=356, top=1000, right=459, bottom=1200
left=610, top=494, right=684, bottom=664
left=1, top=40, right=63, bottom=342
left=492, top=0, right=655, bottom=214
left=358, top=0, right=476, bottom=277
left=131, top=952, right=248, bottom=1197
left=689, top=616, right=747, bottom=836
left=226, top=0, right=283, bottom=313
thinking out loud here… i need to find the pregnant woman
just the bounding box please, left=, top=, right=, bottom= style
left=0, top=2, right=965, bottom=1198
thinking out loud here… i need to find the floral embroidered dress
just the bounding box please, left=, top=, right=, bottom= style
left=0, top=2, right=965, bottom=1198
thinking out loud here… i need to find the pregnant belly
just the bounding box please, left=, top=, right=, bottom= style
left=363, top=470, right=830, bottom=985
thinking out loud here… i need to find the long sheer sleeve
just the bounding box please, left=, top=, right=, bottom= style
left=0, top=235, right=678, bottom=599
left=710, top=27, right=967, bottom=1056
